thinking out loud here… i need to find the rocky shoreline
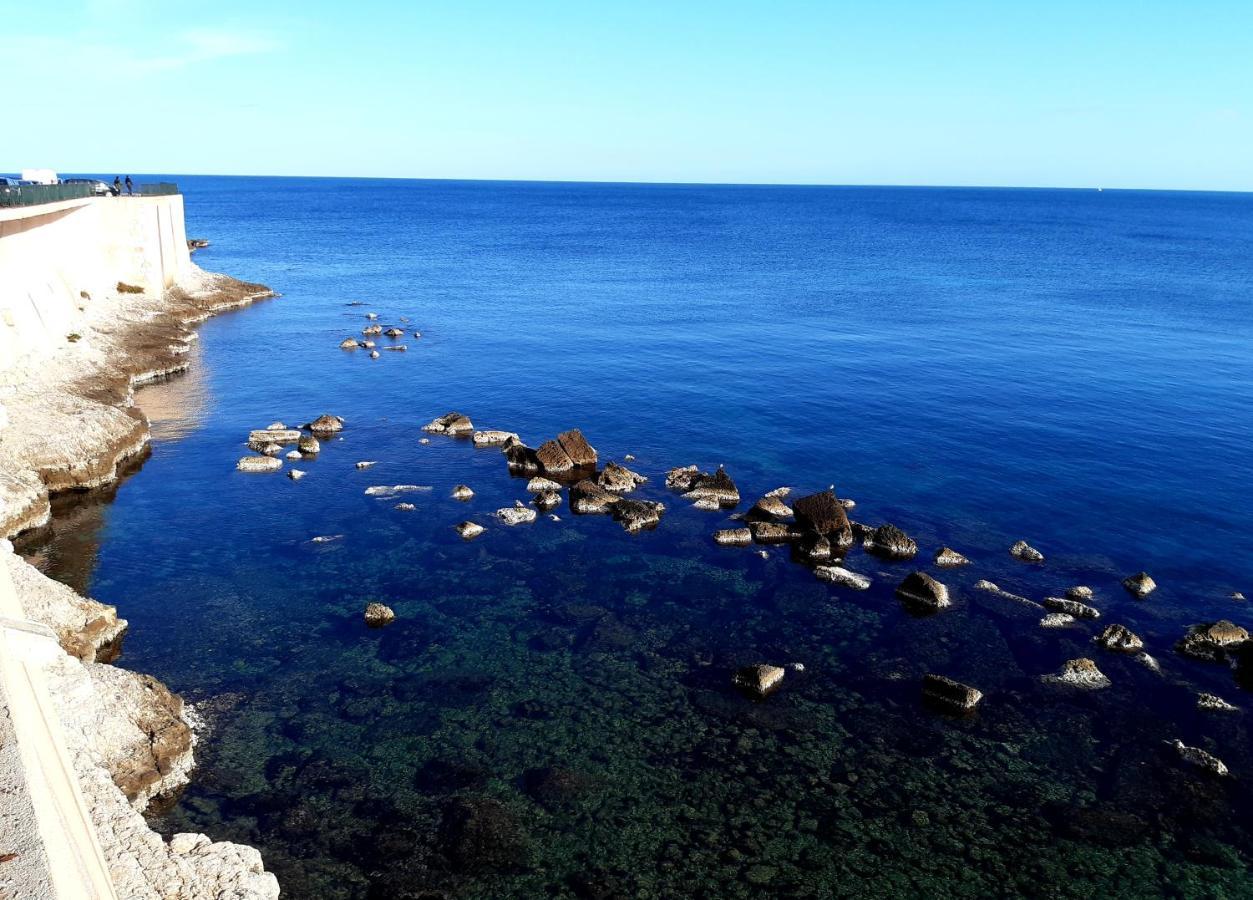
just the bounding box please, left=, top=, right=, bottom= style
left=0, top=266, right=280, bottom=898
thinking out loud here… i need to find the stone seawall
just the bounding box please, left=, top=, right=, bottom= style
left=0, top=195, right=280, bottom=897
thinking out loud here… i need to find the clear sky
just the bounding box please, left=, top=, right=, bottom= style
left=4, top=0, right=1251, bottom=190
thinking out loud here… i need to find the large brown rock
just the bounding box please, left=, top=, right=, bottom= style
left=865, top=523, right=918, bottom=560
left=612, top=499, right=664, bottom=533
left=570, top=479, right=621, bottom=514
left=557, top=429, right=598, bottom=467
left=536, top=439, right=575, bottom=474
left=922, top=674, right=983, bottom=711
left=422, top=412, right=474, bottom=436
left=791, top=491, right=848, bottom=534
left=896, top=571, right=950, bottom=611
left=503, top=440, right=540, bottom=473
left=1177, top=620, right=1249, bottom=662
left=684, top=466, right=740, bottom=507
left=598, top=461, right=647, bottom=494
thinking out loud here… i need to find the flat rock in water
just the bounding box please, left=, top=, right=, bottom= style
left=934, top=547, right=970, bottom=567
left=503, top=441, right=540, bottom=473
left=1067, top=586, right=1094, bottom=601
left=814, top=566, right=871, bottom=590
left=733, top=664, right=785, bottom=698
left=394, top=502, right=415, bottom=510
left=1039, top=613, right=1075, bottom=628
left=1043, top=597, right=1100, bottom=619
left=298, top=434, right=320, bottom=454
left=364, top=603, right=395, bottom=627
left=532, top=490, right=561, bottom=511
left=456, top=521, right=485, bottom=540
left=569, top=479, right=621, bottom=514
left=536, top=439, right=574, bottom=474
left=1010, top=540, right=1044, bottom=562
left=355, top=460, right=377, bottom=469
left=451, top=484, right=475, bottom=501
left=612, top=498, right=664, bottom=533
left=286, top=450, right=302, bottom=460
left=598, top=461, right=647, bottom=494
left=1095, top=623, right=1143, bottom=653
left=237, top=456, right=282, bottom=473
left=683, top=466, right=740, bottom=507
left=896, top=571, right=950, bottom=611
left=556, top=429, right=598, bottom=467
left=259, top=443, right=283, bottom=457
left=287, top=469, right=306, bottom=481
left=713, top=528, right=752, bottom=546
left=665, top=465, right=701, bottom=491
left=1170, top=739, right=1229, bottom=777
left=1123, top=571, right=1157, bottom=598
left=1176, top=620, right=1249, bottom=662
left=364, top=484, right=429, bottom=497
left=248, top=428, right=301, bottom=449
left=922, top=674, right=983, bottom=711
left=473, top=430, right=519, bottom=447
left=496, top=502, right=538, bottom=526
left=1198, top=693, right=1239, bottom=713
left=422, top=412, right=474, bottom=435
left=339, top=337, right=359, bottom=349
left=749, top=521, right=798, bottom=545
left=526, top=476, right=562, bottom=493
left=1043, top=658, right=1110, bottom=690
left=305, top=414, right=345, bottom=434
left=748, top=495, right=793, bottom=520
left=866, top=523, right=918, bottom=560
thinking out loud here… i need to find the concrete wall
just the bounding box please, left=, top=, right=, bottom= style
left=0, top=195, right=191, bottom=387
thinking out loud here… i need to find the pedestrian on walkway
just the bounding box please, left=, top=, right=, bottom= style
left=124, top=175, right=133, bottom=195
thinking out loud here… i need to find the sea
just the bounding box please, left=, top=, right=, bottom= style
left=19, top=178, right=1253, bottom=898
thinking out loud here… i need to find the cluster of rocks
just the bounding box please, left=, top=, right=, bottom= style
left=236, top=414, right=342, bottom=475
left=338, top=310, right=421, bottom=357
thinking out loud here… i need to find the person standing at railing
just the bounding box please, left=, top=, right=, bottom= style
left=125, top=175, right=133, bottom=196
left=112, top=176, right=121, bottom=196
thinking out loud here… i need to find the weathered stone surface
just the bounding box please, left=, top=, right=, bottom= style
left=451, top=484, right=475, bottom=501
left=496, top=501, right=538, bottom=526
left=503, top=440, right=540, bottom=473
left=896, top=571, right=950, bottom=610
left=305, top=414, right=344, bottom=434
left=1043, top=658, right=1110, bottom=690
left=1123, top=571, right=1156, bottom=598
left=974, top=579, right=999, bottom=592
left=237, top=456, right=281, bottom=473
left=814, top=566, right=871, bottom=590
left=258, top=443, right=282, bottom=457
left=764, top=486, right=792, bottom=499
left=1043, top=597, right=1100, bottom=619
left=569, top=479, right=621, bottom=514
left=369, top=350, right=380, bottom=358
left=384, top=327, right=405, bottom=338
left=1039, top=613, right=1075, bottom=628
left=556, top=429, right=597, bottom=467
left=791, top=491, right=849, bottom=540
left=1198, top=693, right=1239, bottom=713
left=733, top=664, right=785, bottom=698
left=922, top=674, right=983, bottom=711
left=749, top=521, right=798, bottom=544
left=339, top=337, right=359, bottom=349
left=1095, top=623, right=1144, bottom=653
left=1067, top=586, right=1094, bottom=601
left=536, top=439, right=575, bottom=474
left=247, top=428, right=301, bottom=449
left=393, top=502, right=415, bottom=510
left=598, top=461, right=647, bottom=494
left=1176, top=620, right=1249, bottom=662
left=473, top=430, right=519, bottom=447
left=422, top=412, right=474, bottom=435
left=683, top=466, right=740, bottom=507
left=287, top=469, right=306, bottom=481
left=285, top=450, right=302, bottom=460
left=692, top=497, right=721, bottom=511
left=6, top=545, right=127, bottom=661
left=364, top=602, right=395, bottom=627
left=934, top=547, right=970, bottom=568
left=355, top=460, right=377, bottom=469
left=456, top=521, right=485, bottom=540
left=364, top=484, right=429, bottom=497
left=362, top=324, right=383, bottom=336
left=665, top=465, right=700, bottom=491
left=713, top=528, right=753, bottom=546
left=748, top=494, right=793, bottom=521
left=612, top=498, right=664, bottom=533
left=1170, top=739, right=1229, bottom=776
left=1234, top=592, right=1247, bottom=602
left=297, top=434, right=320, bottom=454
left=1010, top=540, right=1044, bottom=562
left=865, top=523, right=918, bottom=560
left=526, top=476, right=561, bottom=493
left=532, top=490, right=562, bottom=511
left=797, top=533, right=833, bottom=562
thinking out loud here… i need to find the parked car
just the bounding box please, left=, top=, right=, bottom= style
left=63, top=178, right=111, bottom=196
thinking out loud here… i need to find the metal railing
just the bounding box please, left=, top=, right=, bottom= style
left=0, top=181, right=180, bottom=208
left=0, top=183, right=94, bottom=208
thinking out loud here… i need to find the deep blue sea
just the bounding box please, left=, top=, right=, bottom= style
left=21, top=178, right=1253, bottom=898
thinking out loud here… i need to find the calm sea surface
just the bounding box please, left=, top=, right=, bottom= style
left=21, top=179, right=1253, bottom=898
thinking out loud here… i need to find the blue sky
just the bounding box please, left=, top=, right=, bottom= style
left=4, top=0, right=1251, bottom=189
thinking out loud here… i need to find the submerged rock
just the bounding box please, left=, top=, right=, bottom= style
left=934, top=547, right=970, bottom=568
left=1043, top=658, right=1110, bottom=690
left=569, top=479, right=621, bottom=514
left=1176, top=620, right=1249, bottom=662
left=383, top=344, right=407, bottom=351
left=865, top=523, right=918, bottom=560
left=557, top=429, right=598, bottom=467
left=665, top=465, right=701, bottom=491
left=456, top=521, right=485, bottom=540
left=355, top=460, right=377, bottom=469
left=1198, top=693, right=1240, bottom=713
left=298, top=434, right=320, bottom=454
left=1043, top=597, right=1101, bottom=619
left=451, top=484, right=475, bottom=501
left=1010, top=540, right=1045, bottom=562
left=1169, top=739, right=1229, bottom=777
left=305, top=414, right=345, bottom=434
left=815, top=566, right=871, bottom=590
left=364, top=602, right=395, bottom=627
left=532, top=490, right=562, bottom=511
left=526, top=476, right=561, bottom=493
left=536, top=439, right=574, bottom=474
left=287, top=469, right=306, bottom=481
left=612, top=498, right=664, bottom=533
left=1095, top=623, right=1144, bottom=653
left=473, top=430, right=519, bottom=447
left=713, top=528, right=753, bottom=547
left=922, top=674, right=983, bottom=711
left=598, top=461, right=647, bottom=494
left=683, top=466, right=740, bottom=507
left=733, top=664, right=785, bottom=698
left=1123, top=571, right=1157, bottom=599
left=496, top=501, right=538, bottom=526
left=896, top=572, right=950, bottom=611
left=439, top=797, right=530, bottom=871
left=422, top=412, right=474, bottom=436
left=237, top=456, right=282, bottom=473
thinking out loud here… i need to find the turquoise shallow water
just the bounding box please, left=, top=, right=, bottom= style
left=20, top=179, right=1253, bottom=897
